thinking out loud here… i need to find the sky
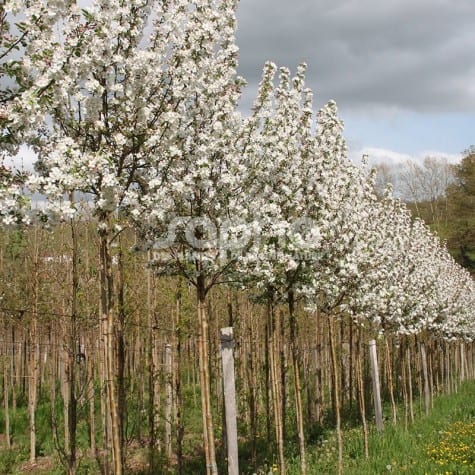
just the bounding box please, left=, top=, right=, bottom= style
left=9, top=0, right=475, bottom=170
left=235, top=0, right=475, bottom=165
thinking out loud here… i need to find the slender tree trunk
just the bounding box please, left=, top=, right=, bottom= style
left=406, top=346, right=414, bottom=423
left=329, top=317, right=343, bottom=475
left=267, top=296, right=285, bottom=475
left=66, top=206, right=79, bottom=475
left=0, top=256, right=10, bottom=450
left=28, top=234, right=40, bottom=464
left=116, top=241, right=127, bottom=462
left=220, top=327, right=239, bottom=475
left=401, top=340, right=409, bottom=430
left=174, top=283, right=184, bottom=475
left=246, top=308, right=257, bottom=464
left=280, top=309, right=287, bottom=443
left=349, top=320, right=354, bottom=410
left=11, top=327, right=17, bottom=414
left=146, top=251, right=157, bottom=471
left=264, top=306, right=271, bottom=444
left=99, top=229, right=123, bottom=475
left=87, top=338, right=96, bottom=456
left=385, top=339, right=397, bottom=424
left=313, top=311, right=323, bottom=425
left=460, top=342, right=466, bottom=382
left=196, top=272, right=218, bottom=475
left=288, top=289, right=306, bottom=474
left=355, top=327, right=368, bottom=458
left=165, top=343, right=173, bottom=465
left=3, top=345, right=11, bottom=449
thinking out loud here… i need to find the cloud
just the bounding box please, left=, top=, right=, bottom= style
left=236, top=0, right=475, bottom=113
left=348, top=146, right=462, bottom=166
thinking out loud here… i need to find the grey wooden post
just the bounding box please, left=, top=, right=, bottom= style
left=460, top=342, right=466, bottom=381
left=420, top=343, right=430, bottom=416
left=369, top=339, right=384, bottom=432
left=220, top=327, right=239, bottom=475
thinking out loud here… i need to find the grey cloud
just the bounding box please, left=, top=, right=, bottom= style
left=235, top=0, right=475, bottom=113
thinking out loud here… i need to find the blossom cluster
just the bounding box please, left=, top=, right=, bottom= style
left=0, top=169, right=30, bottom=225
left=2, top=0, right=474, bottom=340
left=233, top=63, right=475, bottom=341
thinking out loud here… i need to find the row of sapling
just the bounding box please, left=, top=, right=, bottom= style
left=1, top=0, right=475, bottom=474
left=233, top=64, right=475, bottom=473
left=5, top=0, right=247, bottom=473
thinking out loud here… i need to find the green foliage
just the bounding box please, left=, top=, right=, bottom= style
left=5, top=229, right=26, bottom=260
left=1, top=378, right=475, bottom=474
left=283, top=380, right=475, bottom=475
left=427, top=420, right=475, bottom=469
left=403, top=146, right=475, bottom=274
left=446, top=147, right=475, bottom=271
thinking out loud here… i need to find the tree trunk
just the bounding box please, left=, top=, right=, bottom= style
left=288, top=290, right=306, bottom=474
left=355, top=328, right=368, bottom=459
left=165, top=343, right=173, bottom=465
left=329, top=317, right=343, bottom=475
left=406, top=345, right=414, bottom=423
left=28, top=237, right=40, bottom=464
left=99, top=230, right=123, bottom=475
left=146, top=250, right=158, bottom=471
left=196, top=273, right=218, bottom=475
left=116, top=241, right=127, bottom=461
left=3, top=345, right=11, bottom=449
left=267, top=296, right=285, bottom=475
left=174, top=283, right=184, bottom=475
left=87, top=338, right=96, bottom=455
left=66, top=207, right=79, bottom=475
left=385, top=339, right=397, bottom=424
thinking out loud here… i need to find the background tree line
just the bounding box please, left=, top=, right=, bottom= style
left=374, top=146, right=475, bottom=272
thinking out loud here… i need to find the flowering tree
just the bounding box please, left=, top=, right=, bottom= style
left=239, top=64, right=475, bottom=471
left=4, top=1, right=475, bottom=473
left=131, top=2, right=248, bottom=471
left=1, top=7, right=29, bottom=225
left=233, top=62, right=382, bottom=473
left=428, top=248, right=475, bottom=340
left=0, top=167, right=29, bottom=225
left=233, top=62, right=314, bottom=474
left=10, top=0, right=246, bottom=473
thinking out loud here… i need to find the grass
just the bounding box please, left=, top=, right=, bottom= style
left=1, top=381, right=474, bottom=474
left=283, top=380, right=475, bottom=474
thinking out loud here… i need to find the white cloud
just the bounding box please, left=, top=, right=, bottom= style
left=236, top=0, right=475, bottom=113
left=348, top=146, right=462, bottom=166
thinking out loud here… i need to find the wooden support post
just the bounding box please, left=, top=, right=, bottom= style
left=420, top=343, right=430, bottom=416
left=220, top=327, right=239, bottom=475
left=368, top=339, right=384, bottom=432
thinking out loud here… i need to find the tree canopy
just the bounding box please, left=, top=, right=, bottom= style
left=447, top=147, right=475, bottom=271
